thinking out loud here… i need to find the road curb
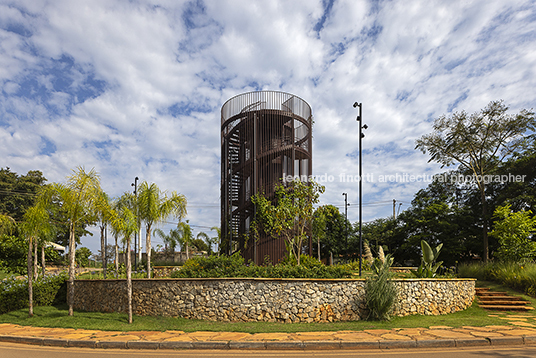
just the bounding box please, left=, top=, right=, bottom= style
left=96, top=341, right=127, bottom=349
left=524, top=336, right=536, bottom=345
left=0, top=334, right=533, bottom=350
left=416, top=339, right=456, bottom=348
left=489, top=336, right=524, bottom=346
left=380, top=340, right=417, bottom=349
left=67, top=339, right=96, bottom=348
left=455, top=337, right=490, bottom=347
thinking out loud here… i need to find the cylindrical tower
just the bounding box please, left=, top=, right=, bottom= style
left=221, top=90, right=313, bottom=264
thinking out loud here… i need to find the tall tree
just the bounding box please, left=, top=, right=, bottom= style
left=490, top=204, right=536, bottom=262
left=109, top=192, right=137, bottom=323
left=252, top=180, right=325, bottom=265
left=137, top=182, right=187, bottom=278
left=0, top=168, right=47, bottom=222
left=20, top=204, right=52, bottom=317
left=154, top=228, right=180, bottom=253
left=196, top=231, right=216, bottom=255
left=210, top=226, right=220, bottom=255
left=415, top=100, right=536, bottom=261
left=0, top=214, right=16, bottom=235
left=177, top=220, right=194, bottom=260
left=313, top=205, right=352, bottom=261
left=42, top=167, right=102, bottom=316
left=95, top=191, right=112, bottom=278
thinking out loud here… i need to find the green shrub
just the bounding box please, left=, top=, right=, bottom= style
left=364, top=255, right=398, bottom=321
left=171, top=253, right=352, bottom=279
left=458, top=261, right=536, bottom=297
left=0, top=271, right=68, bottom=314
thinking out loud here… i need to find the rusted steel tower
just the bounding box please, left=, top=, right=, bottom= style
left=221, top=91, right=313, bottom=264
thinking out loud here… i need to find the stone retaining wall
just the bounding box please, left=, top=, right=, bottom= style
left=73, top=278, right=475, bottom=323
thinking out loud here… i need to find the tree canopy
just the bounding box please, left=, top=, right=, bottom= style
left=252, top=180, right=324, bottom=265
left=415, top=100, right=536, bottom=261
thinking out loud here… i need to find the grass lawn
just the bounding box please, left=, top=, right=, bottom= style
left=1, top=281, right=534, bottom=333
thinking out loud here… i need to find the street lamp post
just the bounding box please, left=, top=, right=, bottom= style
left=342, top=192, right=348, bottom=262
left=354, top=102, right=367, bottom=276
left=131, top=177, right=139, bottom=269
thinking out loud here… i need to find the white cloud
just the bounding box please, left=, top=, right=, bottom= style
left=1, top=0, right=535, bottom=253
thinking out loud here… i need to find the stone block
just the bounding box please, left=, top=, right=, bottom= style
left=96, top=341, right=127, bottom=349
left=302, top=341, right=341, bottom=350
left=340, top=341, right=380, bottom=349
left=379, top=340, right=417, bottom=349
left=489, top=336, right=524, bottom=346
left=455, top=338, right=490, bottom=347
left=128, top=341, right=160, bottom=349
left=68, top=339, right=97, bottom=348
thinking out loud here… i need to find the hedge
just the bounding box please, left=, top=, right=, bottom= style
left=0, top=271, right=68, bottom=314
left=171, top=253, right=352, bottom=279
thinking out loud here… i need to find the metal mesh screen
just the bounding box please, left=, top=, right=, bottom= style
left=221, top=91, right=313, bottom=264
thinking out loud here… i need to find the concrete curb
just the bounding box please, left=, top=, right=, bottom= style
left=0, top=334, right=533, bottom=350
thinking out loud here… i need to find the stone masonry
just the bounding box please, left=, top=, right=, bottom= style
left=73, top=278, right=475, bottom=323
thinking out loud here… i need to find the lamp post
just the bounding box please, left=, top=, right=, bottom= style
left=131, top=177, right=139, bottom=269
left=342, top=192, right=348, bottom=262
left=354, top=102, right=367, bottom=276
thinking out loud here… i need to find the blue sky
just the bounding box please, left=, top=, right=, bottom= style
left=1, top=0, right=536, bottom=254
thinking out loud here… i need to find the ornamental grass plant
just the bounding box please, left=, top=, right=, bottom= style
left=364, top=255, right=398, bottom=321
left=458, top=261, right=536, bottom=297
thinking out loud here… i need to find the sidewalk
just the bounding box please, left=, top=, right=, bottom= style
left=1, top=314, right=536, bottom=350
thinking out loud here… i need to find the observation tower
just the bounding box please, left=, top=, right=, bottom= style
left=221, top=90, right=313, bottom=264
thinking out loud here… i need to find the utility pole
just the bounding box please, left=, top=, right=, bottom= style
left=342, top=193, right=348, bottom=262
left=393, top=199, right=396, bottom=219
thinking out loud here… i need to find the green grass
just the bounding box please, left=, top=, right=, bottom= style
left=0, top=298, right=529, bottom=333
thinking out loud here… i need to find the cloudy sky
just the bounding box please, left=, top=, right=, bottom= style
left=1, top=0, right=535, bottom=254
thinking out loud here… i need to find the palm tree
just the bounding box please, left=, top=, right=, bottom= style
left=43, top=167, right=102, bottom=316
left=0, top=214, right=16, bottom=235
left=20, top=204, right=52, bottom=317
left=154, top=228, right=181, bottom=254
left=177, top=221, right=194, bottom=260
left=211, top=226, right=221, bottom=256
left=109, top=192, right=137, bottom=324
left=137, top=182, right=186, bottom=278
left=197, top=231, right=216, bottom=255
left=95, top=191, right=112, bottom=278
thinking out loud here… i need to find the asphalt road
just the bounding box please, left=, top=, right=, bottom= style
left=1, top=342, right=536, bottom=358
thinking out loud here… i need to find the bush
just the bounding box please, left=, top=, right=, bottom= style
left=0, top=271, right=68, bottom=314
left=0, top=235, right=28, bottom=274
left=458, top=261, right=536, bottom=297
left=171, top=253, right=352, bottom=279
left=364, top=255, right=398, bottom=321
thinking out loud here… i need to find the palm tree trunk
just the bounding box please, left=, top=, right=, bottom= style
left=68, top=224, right=76, bottom=316
left=126, top=236, right=132, bottom=324
left=100, top=225, right=105, bottom=277
left=28, top=237, right=33, bottom=317
left=34, top=241, right=38, bottom=279
left=115, top=235, right=119, bottom=273
left=146, top=226, right=152, bottom=278
left=41, top=245, right=46, bottom=276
